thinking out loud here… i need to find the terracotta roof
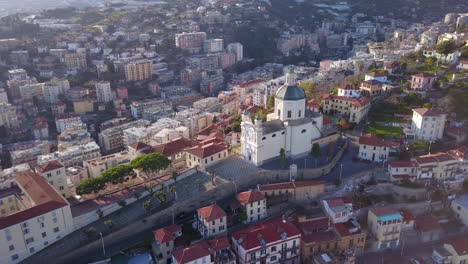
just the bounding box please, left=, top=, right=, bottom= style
left=35, top=160, right=64, bottom=173
left=399, top=210, right=415, bottom=222
left=388, top=160, right=417, bottom=168
left=128, top=142, right=150, bottom=151
left=149, top=137, right=194, bottom=157
left=412, top=73, right=437, bottom=78
left=307, top=99, right=321, bottom=108
left=447, top=237, right=468, bottom=256
left=369, top=205, right=398, bottom=217
left=358, top=133, right=396, bottom=147
left=340, top=84, right=358, bottom=90
left=415, top=152, right=456, bottom=164
left=172, top=241, right=211, bottom=264
left=324, top=197, right=353, bottom=207
left=415, top=216, right=441, bottom=232
left=236, top=190, right=265, bottom=206
left=0, top=170, right=68, bottom=229
left=197, top=204, right=226, bottom=222
left=185, top=142, right=228, bottom=159
left=334, top=220, right=362, bottom=237
left=322, top=94, right=371, bottom=107
left=258, top=181, right=325, bottom=191
left=153, top=224, right=181, bottom=244
left=448, top=146, right=468, bottom=160
left=413, top=108, right=445, bottom=116
left=207, top=236, right=230, bottom=251
left=232, top=217, right=301, bottom=250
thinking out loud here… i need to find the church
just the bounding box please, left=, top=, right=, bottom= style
left=241, top=69, right=324, bottom=166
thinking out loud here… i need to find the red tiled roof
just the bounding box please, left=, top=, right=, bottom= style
left=412, top=73, right=437, bottom=78
left=149, top=137, right=194, bottom=157
left=448, top=146, right=468, bottom=160
left=207, top=236, right=230, bottom=251
left=369, top=205, right=398, bottom=217
left=307, top=99, right=321, bottom=108
left=447, top=237, right=468, bottom=256
left=35, top=160, right=64, bottom=174
left=415, top=152, right=456, bottom=164
left=359, top=133, right=396, bottom=147
left=237, top=79, right=265, bottom=88
left=415, top=216, right=441, bottom=232
left=237, top=190, right=265, bottom=206
left=232, top=217, right=301, bottom=250
left=334, top=220, right=362, bottom=237
left=324, top=197, right=353, bottom=207
left=0, top=170, right=68, bottom=229
left=185, top=142, right=228, bottom=159
left=322, top=94, right=371, bottom=107
left=388, top=160, right=417, bottom=168
left=302, top=230, right=338, bottom=243
left=295, top=218, right=330, bottom=234
left=172, top=241, right=211, bottom=264
left=197, top=204, right=226, bottom=222
left=258, top=181, right=325, bottom=191
left=340, top=84, right=358, bottom=90
left=413, top=108, right=445, bottom=116
left=153, top=224, right=181, bottom=244
left=399, top=210, right=415, bottom=222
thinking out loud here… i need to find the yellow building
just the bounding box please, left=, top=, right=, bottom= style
left=367, top=205, right=403, bottom=249
left=73, top=100, right=94, bottom=114
left=124, top=59, right=153, bottom=81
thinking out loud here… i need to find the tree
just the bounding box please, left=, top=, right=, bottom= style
left=172, top=171, right=179, bottom=182
left=279, top=148, right=286, bottom=169
left=436, top=40, right=457, bottom=56
left=338, top=120, right=350, bottom=131
left=117, top=200, right=127, bottom=208
left=311, top=143, right=321, bottom=168
left=330, top=87, right=339, bottom=95
left=299, top=81, right=316, bottom=100
left=426, top=56, right=438, bottom=66
left=76, top=177, right=106, bottom=195
left=461, top=45, right=468, bottom=58
left=143, top=199, right=152, bottom=214
left=154, top=190, right=168, bottom=204
left=145, top=182, right=157, bottom=196
left=101, top=164, right=135, bottom=185
left=130, top=153, right=171, bottom=176
left=104, top=219, right=114, bottom=229
left=267, top=94, right=275, bottom=110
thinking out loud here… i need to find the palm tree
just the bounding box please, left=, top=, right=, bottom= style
left=142, top=199, right=152, bottom=214
left=169, top=186, right=177, bottom=201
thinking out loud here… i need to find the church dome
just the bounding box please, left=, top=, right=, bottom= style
left=275, top=69, right=306, bottom=100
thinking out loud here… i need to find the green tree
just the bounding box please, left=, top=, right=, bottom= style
left=130, top=153, right=171, bottom=176
left=461, top=45, right=468, bottom=58
left=143, top=199, right=152, bottom=214
left=426, top=56, right=437, bottom=65
left=76, top=177, right=106, bottom=195
left=279, top=148, right=286, bottom=169
left=267, top=94, right=275, bottom=110
left=330, top=87, right=339, bottom=95
left=101, top=164, right=135, bottom=185
left=104, top=219, right=115, bottom=229
left=436, top=40, right=457, bottom=56
left=299, top=81, right=316, bottom=100
left=154, top=190, right=168, bottom=204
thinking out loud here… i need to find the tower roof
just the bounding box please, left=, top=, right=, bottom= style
left=275, top=84, right=306, bottom=100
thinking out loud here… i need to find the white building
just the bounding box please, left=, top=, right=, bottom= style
left=203, top=39, right=224, bottom=53
left=43, top=78, right=70, bottom=104
left=55, top=114, right=82, bottom=133
left=95, top=81, right=113, bottom=103
left=337, top=84, right=360, bottom=98
left=0, top=171, right=73, bottom=264
left=322, top=197, right=353, bottom=224
left=84, top=151, right=131, bottom=178
left=231, top=217, right=301, bottom=264
left=411, top=108, right=447, bottom=141
left=241, top=69, right=323, bottom=166
left=196, top=204, right=227, bottom=238
left=35, top=160, right=71, bottom=198
left=236, top=190, right=267, bottom=223
left=38, top=141, right=101, bottom=168
left=358, top=133, right=396, bottom=162
left=227, top=43, right=243, bottom=61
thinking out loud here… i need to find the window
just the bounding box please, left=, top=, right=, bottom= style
left=260, top=249, right=266, bottom=255
left=272, top=134, right=276, bottom=138
left=298, top=110, right=301, bottom=117
left=262, top=137, right=266, bottom=140
left=271, top=256, right=277, bottom=262
left=281, top=131, right=285, bottom=135
left=212, top=221, right=215, bottom=225
left=9, top=245, right=14, bottom=251
left=250, top=253, right=256, bottom=261
left=26, top=237, right=34, bottom=244
left=59, top=186, right=64, bottom=190
left=53, top=227, right=59, bottom=233
left=29, top=247, right=35, bottom=253
left=287, top=111, right=292, bottom=118
left=47, top=173, right=52, bottom=178
left=11, top=255, right=18, bottom=261
left=301, top=129, right=306, bottom=134
left=43, top=241, right=48, bottom=246
left=277, top=110, right=281, bottom=117
left=42, top=232, right=47, bottom=238
left=271, top=246, right=276, bottom=252
left=220, top=218, right=223, bottom=222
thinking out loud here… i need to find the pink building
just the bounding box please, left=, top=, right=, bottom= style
left=117, top=87, right=128, bottom=100
left=148, top=82, right=161, bottom=96
left=410, top=73, right=437, bottom=90
left=219, top=52, right=236, bottom=69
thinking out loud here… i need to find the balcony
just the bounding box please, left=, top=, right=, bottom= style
left=383, top=230, right=400, bottom=236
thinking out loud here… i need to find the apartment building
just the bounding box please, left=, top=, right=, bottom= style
left=18, top=82, right=44, bottom=101
left=124, top=59, right=153, bottom=81
left=359, top=80, right=383, bottom=97
left=411, top=108, right=447, bottom=141
left=152, top=224, right=182, bottom=264
left=38, top=141, right=101, bottom=168
left=0, top=170, right=73, bottom=264
left=130, top=99, right=166, bottom=119
left=413, top=152, right=459, bottom=182
left=64, top=53, right=87, bottom=70
left=43, top=78, right=70, bottom=104
left=84, top=151, right=131, bottom=178
left=236, top=190, right=267, bottom=223
left=203, top=38, right=224, bottom=53
left=196, top=204, right=227, bottom=238
left=387, top=160, right=418, bottom=182
left=0, top=103, right=19, bottom=129
left=175, top=32, right=207, bottom=53
left=99, top=120, right=149, bottom=153
left=172, top=237, right=235, bottom=264
left=322, top=197, right=353, bottom=224
left=358, top=133, right=397, bottom=162
left=337, top=84, right=360, bottom=98
left=432, top=237, right=468, bottom=264
left=367, top=205, right=403, bottom=249
left=174, top=109, right=215, bottom=137
left=10, top=140, right=51, bottom=166
left=57, top=123, right=93, bottom=151
left=226, top=42, right=243, bottom=61
left=95, top=81, right=113, bottom=103
left=35, top=160, right=70, bottom=198
left=231, top=217, right=301, bottom=264
left=55, top=114, right=82, bottom=133
left=322, top=94, right=371, bottom=123
left=410, top=73, right=437, bottom=91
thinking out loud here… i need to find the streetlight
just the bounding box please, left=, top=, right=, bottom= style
left=428, top=140, right=435, bottom=154
left=339, top=163, right=344, bottom=181
left=99, top=232, right=106, bottom=257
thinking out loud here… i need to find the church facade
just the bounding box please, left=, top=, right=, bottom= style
left=241, top=69, right=324, bottom=166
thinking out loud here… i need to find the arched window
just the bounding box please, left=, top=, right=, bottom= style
left=281, top=131, right=285, bottom=135
left=301, top=129, right=306, bottom=134
left=272, top=134, right=276, bottom=138
left=262, top=137, right=266, bottom=140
